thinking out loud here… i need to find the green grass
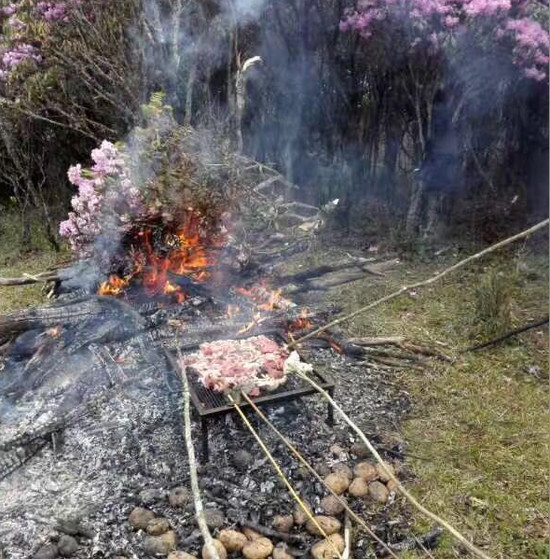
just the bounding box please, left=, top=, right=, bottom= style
left=285, top=245, right=549, bottom=559
left=0, top=209, right=69, bottom=313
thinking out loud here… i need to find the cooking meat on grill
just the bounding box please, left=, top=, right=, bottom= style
left=183, top=335, right=290, bottom=394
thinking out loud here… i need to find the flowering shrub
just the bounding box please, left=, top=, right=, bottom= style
left=340, top=0, right=549, bottom=81
left=59, top=140, right=143, bottom=255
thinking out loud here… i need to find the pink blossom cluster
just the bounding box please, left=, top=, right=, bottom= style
left=2, top=42, right=40, bottom=69
left=59, top=141, right=144, bottom=254
left=340, top=0, right=549, bottom=81
left=35, top=2, right=69, bottom=22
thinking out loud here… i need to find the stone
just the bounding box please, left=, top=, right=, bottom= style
left=129, top=507, right=155, bottom=530
left=386, top=479, right=398, bottom=493
left=320, top=495, right=346, bottom=516
left=140, top=488, right=164, bottom=505
left=311, top=534, right=346, bottom=559
left=292, top=503, right=312, bottom=525
left=323, top=473, right=349, bottom=495
left=242, top=537, right=274, bottom=559
left=169, top=486, right=190, bottom=507
left=143, top=531, right=178, bottom=556
left=348, top=477, right=369, bottom=498
left=368, top=481, right=389, bottom=503
left=203, top=509, right=225, bottom=529
left=376, top=463, right=395, bottom=483
left=350, top=442, right=369, bottom=458
left=272, top=515, right=294, bottom=533
left=273, top=545, right=294, bottom=559
left=233, top=449, right=253, bottom=470
left=168, top=552, right=197, bottom=559
left=147, top=517, right=171, bottom=536
left=353, top=462, right=378, bottom=482
left=33, top=545, right=59, bottom=559
left=305, top=516, right=342, bottom=537
left=58, top=535, right=78, bottom=557
left=202, top=539, right=227, bottom=559
left=332, top=463, right=353, bottom=481
left=218, top=529, right=247, bottom=552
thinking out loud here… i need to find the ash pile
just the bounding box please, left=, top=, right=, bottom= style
left=0, top=98, right=429, bottom=559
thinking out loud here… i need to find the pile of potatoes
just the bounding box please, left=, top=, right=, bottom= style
left=169, top=461, right=398, bottom=559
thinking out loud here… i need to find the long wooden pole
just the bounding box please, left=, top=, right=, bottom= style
left=289, top=219, right=549, bottom=349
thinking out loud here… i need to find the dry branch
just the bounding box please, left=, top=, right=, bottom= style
left=289, top=219, right=549, bottom=349
left=0, top=272, right=60, bottom=286
left=297, top=372, right=495, bottom=559
left=177, top=353, right=221, bottom=559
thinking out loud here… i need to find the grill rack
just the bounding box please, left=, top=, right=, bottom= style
left=166, top=331, right=335, bottom=461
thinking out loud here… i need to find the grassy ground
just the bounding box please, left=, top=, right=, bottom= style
left=295, top=243, right=548, bottom=559
left=0, top=210, right=69, bottom=313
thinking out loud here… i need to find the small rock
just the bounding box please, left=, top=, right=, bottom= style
left=33, top=545, right=59, bottom=559
left=219, top=529, right=247, bottom=552
left=273, top=544, right=294, bottom=559
left=348, top=477, right=369, bottom=498
left=305, top=516, right=341, bottom=537
left=143, top=531, right=178, bottom=556
left=353, top=462, right=378, bottom=482
left=311, top=534, right=345, bottom=559
left=202, top=539, right=227, bottom=559
left=350, top=442, right=369, bottom=458
left=293, top=503, right=312, bottom=525
left=203, top=509, right=225, bottom=529
left=376, top=463, right=395, bottom=483
left=58, top=535, right=78, bottom=557
left=368, top=481, right=389, bottom=503
left=147, top=517, right=171, bottom=536
left=168, top=552, right=197, bottom=559
left=242, top=537, right=273, bottom=559
left=386, top=479, right=398, bottom=493
left=316, top=463, right=331, bottom=477
left=129, top=507, right=155, bottom=530
left=332, top=463, right=353, bottom=480
left=233, top=449, right=253, bottom=470
left=169, top=486, right=190, bottom=507
left=323, top=473, right=349, bottom=495
left=140, top=488, right=164, bottom=505
left=320, top=495, right=346, bottom=516
left=272, top=515, right=294, bottom=533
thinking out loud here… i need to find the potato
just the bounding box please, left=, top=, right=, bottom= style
left=273, top=545, right=294, bottom=559
left=311, top=534, right=345, bottom=559
left=242, top=537, right=274, bottom=559
left=368, top=481, right=389, bottom=503
left=332, top=463, right=353, bottom=480
left=293, top=503, right=312, bottom=525
left=242, top=527, right=262, bottom=540
left=305, top=516, right=342, bottom=537
left=202, top=539, right=227, bottom=559
left=353, top=462, right=378, bottom=482
left=323, top=473, right=350, bottom=495
left=348, top=477, right=369, bottom=498
left=272, top=515, right=294, bottom=533
left=376, top=462, right=395, bottom=483
left=320, top=495, right=345, bottom=516
left=218, top=529, right=247, bottom=552
left=386, top=479, right=398, bottom=493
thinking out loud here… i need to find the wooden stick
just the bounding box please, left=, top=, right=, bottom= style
left=177, top=353, right=221, bottom=559
left=289, top=219, right=549, bottom=349
left=227, top=393, right=343, bottom=559
left=347, top=336, right=406, bottom=346
left=240, top=392, right=402, bottom=559
left=297, top=372, right=495, bottom=559
left=342, top=512, right=351, bottom=559
left=0, top=272, right=59, bottom=286
left=463, top=315, right=549, bottom=353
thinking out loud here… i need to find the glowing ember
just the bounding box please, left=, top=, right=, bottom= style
left=289, top=308, right=314, bottom=332
left=235, top=279, right=292, bottom=311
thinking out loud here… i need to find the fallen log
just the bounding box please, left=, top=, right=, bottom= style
left=0, top=271, right=60, bottom=286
